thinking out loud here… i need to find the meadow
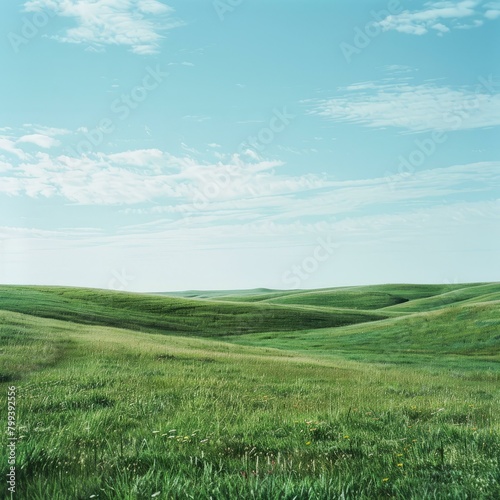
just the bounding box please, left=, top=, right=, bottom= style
left=0, top=283, right=499, bottom=499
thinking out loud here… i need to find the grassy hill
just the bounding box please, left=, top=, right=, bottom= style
left=160, top=283, right=493, bottom=311
left=0, top=285, right=386, bottom=337
left=226, top=300, right=500, bottom=368
left=0, top=283, right=499, bottom=499
left=381, top=282, right=500, bottom=312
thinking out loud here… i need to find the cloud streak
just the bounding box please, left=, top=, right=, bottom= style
left=0, top=132, right=498, bottom=227
left=17, top=134, right=60, bottom=148
left=375, top=1, right=497, bottom=35
left=308, top=78, right=500, bottom=133
left=23, top=0, right=182, bottom=54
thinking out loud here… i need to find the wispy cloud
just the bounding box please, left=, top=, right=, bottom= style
left=17, top=134, right=60, bottom=149
left=107, top=148, right=164, bottom=167
left=23, top=0, right=182, bottom=55
left=0, top=143, right=307, bottom=205
left=1, top=128, right=498, bottom=290
left=3, top=193, right=497, bottom=290
left=376, top=0, right=500, bottom=35
left=0, top=136, right=31, bottom=159
left=1, top=129, right=498, bottom=228
left=484, top=1, right=500, bottom=18
left=23, top=124, right=71, bottom=137
left=182, top=115, right=211, bottom=123
left=308, top=78, right=500, bottom=133
left=375, top=1, right=498, bottom=36
left=3, top=195, right=498, bottom=257
left=1, top=124, right=498, bottom=256
left=0, top=125, right=71, bottom=157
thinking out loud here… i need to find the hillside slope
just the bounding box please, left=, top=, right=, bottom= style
left=160, top=283, right=496, bottom=312
left=1, top=307, right=499, bottom=499
left=0, top=286, right=386, bottom=337
left=226, top=299, right=500, bottom=368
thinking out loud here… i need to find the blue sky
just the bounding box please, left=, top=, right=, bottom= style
left=0, top=0, right=499, bottom=291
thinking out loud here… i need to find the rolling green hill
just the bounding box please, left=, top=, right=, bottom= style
left=0, top=282, right=499, bottom=499
left=0, top=285, right=386, bottom=337
left=263, top=289, right=409, bottom=309
left=159, top=283, right=494, bottom=311
left=381, top=282, right=500, bottom=312
left=1, top=283, right=498, bottom=341
left=226, top=300, right=500, bottom=367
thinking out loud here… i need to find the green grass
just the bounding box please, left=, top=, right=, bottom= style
left=172, top=283, right=488, bottom=308
left=0, top=286, right=386, bottom=337
left=0, top=283, right=499, bottom=499
left=381, top=283, right=500, bottom=313
left=226, top=299, right=500, bottom=355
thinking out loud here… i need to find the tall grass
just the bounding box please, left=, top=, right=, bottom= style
left=1, top=302, right=499, bottom=499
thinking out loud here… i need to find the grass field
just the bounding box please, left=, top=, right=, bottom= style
left=0, top=283, right=499, bottom=499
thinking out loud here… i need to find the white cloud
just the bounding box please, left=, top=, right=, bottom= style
left=2, top=196, right=498, bottom=291
left=1, top=136, right=498, bottom=239
left=375, top=1, right=497, bottom=35
left=484, top=2, right=500, bottom=19
left=431, top=22, right=451, bottom=32
left=0, top=147, right=304, bottom=205
left=23, top=0, right=182, bottom=55
left=1, top=126, right=498, bottom=256
left=0, top=161, right=12, bottom=173
left=309, top=78, right=500, bottom=133
left=484, top=1, right=500, bottom=16
left=0, top=125, right=71, bottom=158
left=241, top=148, right=261, bottom=161
left=0, top=137, right=27, bottom=159
left=182, top=115, right=211, bottom=123
left=107, top=148, right=164, bottom=167
left=17, top=134, right=60, bottom=149
left=137, top=0, right=169, bottom=14
left=26, top=125, right=71, bottom=137
left=7, top=194, right=497, bottom=252
left=257, top=162, right=500, bottom=225
left=455, top=19, right=484, bottom=28
left=382, top=65, right=416, bottom=75
left=1, top=143, right=498, bottom=290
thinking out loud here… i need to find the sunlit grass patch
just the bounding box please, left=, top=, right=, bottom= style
left=0, top=285, right=499, bottom=498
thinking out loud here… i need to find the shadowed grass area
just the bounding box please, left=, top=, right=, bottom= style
left=161, top=283, right=496, bottom=312
left=226, top=300, right=500, bottom=367
left=0, top=284, right=499, bottom=499
left=381, top=283, right=500, bottom=312
left=0, top=286, right=386, bottom=337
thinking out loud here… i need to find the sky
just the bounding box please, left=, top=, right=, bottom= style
left=0, top=0, right=499, bottom=292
